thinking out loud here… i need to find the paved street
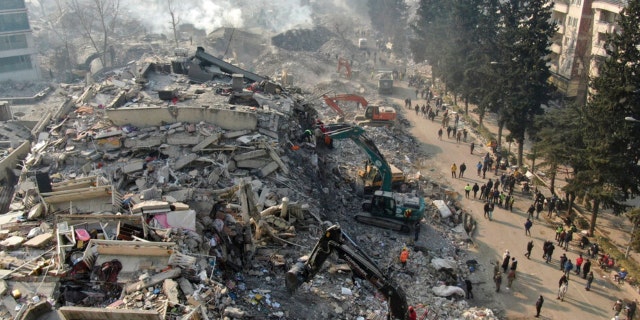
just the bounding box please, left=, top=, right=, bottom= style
left=388, top=82, right=636, bottom=319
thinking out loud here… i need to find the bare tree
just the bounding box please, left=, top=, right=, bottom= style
left=168, top=0, right=181, bottom=47
left=69, top=0, right=120, bottom=68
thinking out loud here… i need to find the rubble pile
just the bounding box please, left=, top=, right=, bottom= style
left=0, top=8, right=497, bottom=320
left=271, top=26, right=334, bottom=52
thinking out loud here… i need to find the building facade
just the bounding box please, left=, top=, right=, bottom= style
left=0, top=0, right=40, bottom=82
left=548, top=0, right=627, bottom=104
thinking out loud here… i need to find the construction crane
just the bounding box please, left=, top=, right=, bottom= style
left=337, top=57, right=352, bottom=79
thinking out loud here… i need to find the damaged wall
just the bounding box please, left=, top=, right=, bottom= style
left=106, top=106, right=258, bottom=131
left=0, top=141, right=30, bottom=183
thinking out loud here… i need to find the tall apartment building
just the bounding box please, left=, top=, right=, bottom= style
left=548, top=0, right=627, bottom=104
left=0, top=0, right=40, bottom=82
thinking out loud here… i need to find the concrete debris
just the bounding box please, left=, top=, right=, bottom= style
left=0, top=18, right=491, bottom=320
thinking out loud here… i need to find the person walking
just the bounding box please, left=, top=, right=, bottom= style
left=465, top=279, right=474, bottom=299
left=525, top=240, right=534, bottom=259
left=527, top=204, right=535, bottom=220
left=559, top=253, right=568, bottom=271
left=438, top=128, right=443, bottom=140
left=459, top=162, right=467, bottom=178
left=625, top=299, right=636, bottom=320
left=414, top=222, right=421, bottom=242
left=582, top=259, right=592, bottom=279
left=614, top=299, right=624, bottom=318
left=464, top=184, right=471, bottom=198
left=494, top=272, right=502, bottom=292
left=399, top=247, right=409, bottom=268
left=575, top=254, right=584, bottom=275
left=510, top=257, right=518, bottom=272
left=524, top=219, right=533, bottom=236
left=546, top=242, right=555, bottom=263
left=534, top=295, right=544, bottom=318
left=501, top=251, right=511, bottom=273
left=451, top=163, right=457, bottom=178
left=470, top=142, right=475, bottom=154
left=557, top=274, right=568, bottom=301
left=585, top=271, right=594, bottom=291
left=472, top=183, right=479, bottom=199
left=476, top=161, right=482, bottom=176
left=564, top=259, right=574, bottom=280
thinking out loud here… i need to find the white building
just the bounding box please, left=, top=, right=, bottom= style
left=0, top=0, right=40, bottom=82
left=548, top=0, right=627, bottom=104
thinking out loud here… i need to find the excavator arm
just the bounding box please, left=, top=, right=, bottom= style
left=286, top=225, right=409, bottom=320
left=322, top=94, right=369, bottom=118
left=325, top=125, right=393, bottom=191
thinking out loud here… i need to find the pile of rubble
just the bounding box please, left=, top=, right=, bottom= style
left=0, top=9, right=500, bottom=319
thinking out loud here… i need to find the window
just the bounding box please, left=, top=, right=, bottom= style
left=0, top=12, right=30, bottom=33
left=0, top=0, right=25, bottom=11
left=0, top=34, right=27, bottom=51
left=567, top=17, right=578, bottom=28
left=0, top=55, right=32, bottom=74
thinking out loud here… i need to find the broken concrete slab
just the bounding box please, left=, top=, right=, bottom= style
left=191, top=133, right=221, bottom=152
left=236, top=159, right=271, bottom=169
left=162, top=279, right=179, bottom=306
left=166, top=133, right=200, bottom=145
left=123, top=161, right=145, bottom=174
left=173, top=153, right=198, bottom=170
left=124, top=136, right=164, bottom=149
left=233, top=149, right=267, bottom=161
left=23, top=233, right=53, bottom=248
left=0, top=236, right=24, bottom=248
left=258, top=161, right=279, bottom=177
left=223, top=130, right=251, bottom=139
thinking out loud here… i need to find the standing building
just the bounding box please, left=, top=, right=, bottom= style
left=0, top=0, right=40, bottom=81
left=548, top=0, right=627, bottom=105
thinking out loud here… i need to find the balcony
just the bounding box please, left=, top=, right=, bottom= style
left=593, top=0, right=625, bottom=13
left=596, top=20, right=615, bottom=34
left=553, top=1, right=569, bottom=13
left=592, top=44, right=607, bottom=57
left=556, top=24, right=565, bottom=34
left=551, top=43, right=562, bottom=54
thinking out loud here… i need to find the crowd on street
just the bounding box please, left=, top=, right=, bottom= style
left=412, top=95, right=640, bottom=319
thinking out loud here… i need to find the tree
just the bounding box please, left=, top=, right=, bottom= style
left=495, top=0, right=556, bottom=166
left=69, top=0, right=120, bottom=68
left=533, top=103, right=586, bottom=195
left=368, top=0, right=408, bottom=55
left=168, top=0, right=180, bottom=47
left=570, top=0, right=640, bottom=235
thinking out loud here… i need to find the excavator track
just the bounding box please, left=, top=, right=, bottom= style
left=354, top=212, right=411, bottom=234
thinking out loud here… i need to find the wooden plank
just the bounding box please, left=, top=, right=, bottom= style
left=58, top=306, right=161, bottom=320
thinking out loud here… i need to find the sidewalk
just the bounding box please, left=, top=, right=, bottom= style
left=448, top=90, right=640, bottom=297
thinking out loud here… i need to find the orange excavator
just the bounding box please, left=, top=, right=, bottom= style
left=322, top=94, right=368, bottom=119
left=321, top=94, right=396, bottom=126
left=337, top=57, right=352, bottom=79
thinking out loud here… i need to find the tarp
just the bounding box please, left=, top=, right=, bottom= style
left=433, top=200, right=453, bottom=218
left=431, top=258, right=457, bottom=270
left=432, top=285, right=465, bottom=297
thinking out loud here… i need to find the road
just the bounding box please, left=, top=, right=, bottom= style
left=387, top=81, right=631, bottom=319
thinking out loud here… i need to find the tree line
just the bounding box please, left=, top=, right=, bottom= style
left=409, top=0, right=640, bottom=236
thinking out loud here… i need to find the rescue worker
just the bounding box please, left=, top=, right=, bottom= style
left=400, top=247, right=409, bottom=268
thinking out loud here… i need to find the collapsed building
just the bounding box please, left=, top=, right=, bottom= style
left=0, top=13, right=496, bottom=319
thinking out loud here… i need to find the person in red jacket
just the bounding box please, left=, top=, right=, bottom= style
left=408, top=306, right=417, bottom=320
